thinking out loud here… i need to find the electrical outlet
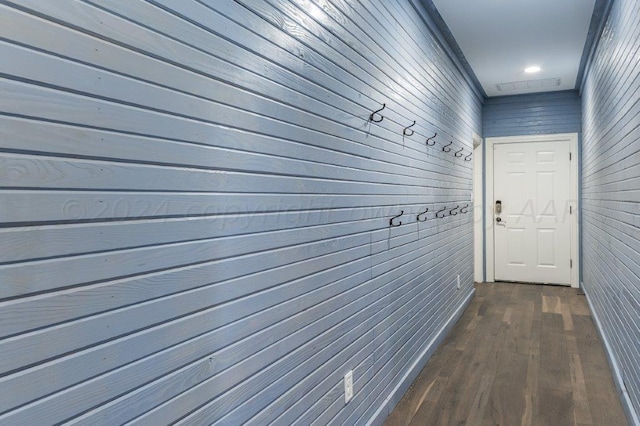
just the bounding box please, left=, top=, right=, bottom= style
left=344, top=370, right=353, bottom=403
left=457, top=274, right=461, bottom=289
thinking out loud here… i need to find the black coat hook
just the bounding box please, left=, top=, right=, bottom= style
left=369, top=103, right=386, bottom=122
left=436, top=206, right=447, bottom=218
left=442, top=141, right=453, bottom=152
left=417, top=207, right=429, bottom=222
left=450, top=205, right=459, bottom=215
left=460, top=204, right=469, bottom=214
left=464, top=152, right=472, bottom=161
left=390, top=210, right=403, bottom=227
left=455, top=148, right=464, bottom=157
left=426, top=132, right=437, bottom=146
left=403, top=121, right=416, bottom=137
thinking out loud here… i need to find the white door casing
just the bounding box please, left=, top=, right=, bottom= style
left=473, top=133, right=483, bottom=283
left=486, top=133, right=579, bottom=287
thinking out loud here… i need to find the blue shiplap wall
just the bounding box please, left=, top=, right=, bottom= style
left=0, top=0, right=481, bottom=424
left=483, top=90, right=582, bottom=138
left=581, top=0, right=640, bottom=422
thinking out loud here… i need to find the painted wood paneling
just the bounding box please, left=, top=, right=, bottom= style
left=0, top=0, right=481, bottom=424
left=581, top=0, right=640, bottom=422
left=483, top=90, right=582, bottom=138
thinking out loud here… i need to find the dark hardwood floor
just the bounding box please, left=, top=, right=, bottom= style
left=384, top=282, right=629, bottom=426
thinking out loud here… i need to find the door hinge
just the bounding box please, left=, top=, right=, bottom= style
left=570, top=206, right=572, bottom=215
left=569, top=152, right=572, bottom=161
left=570, top=259, right=573, bottom=268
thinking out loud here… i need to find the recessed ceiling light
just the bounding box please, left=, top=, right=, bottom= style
left=525, top=66, right=541, bottom=74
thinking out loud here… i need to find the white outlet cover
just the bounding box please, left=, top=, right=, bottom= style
left=344, top=370, right=353, bottom=403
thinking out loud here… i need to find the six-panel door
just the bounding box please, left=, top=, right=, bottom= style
left=494, top=141, right=572, bottom=285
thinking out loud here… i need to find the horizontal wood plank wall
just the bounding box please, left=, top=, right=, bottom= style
left=483, top=90, right=582, bottom=138
left=0, top=0, right=480, bottom=424
left=581, top=0, right=640, bottom=421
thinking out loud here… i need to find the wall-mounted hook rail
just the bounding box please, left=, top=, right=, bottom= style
left=426, top=132, right=437, bottom=146
left=454, top=148, right=464, bottom=157
left=464, top=152, right=472, bottom=161
left=417, top=207, right=429, bottom=222
left=390, top=210, right=404, bottom=227
left=460, top=204, right=469, bottom=214
left=442, top=141, right=453, bottom=152
left=403, top=121, right=416, bottom=137
left=369, top=103, right=386, bottom=122
left=449, top=205, right=459, bottom=215
left=436, top=206, right=447, bottom=218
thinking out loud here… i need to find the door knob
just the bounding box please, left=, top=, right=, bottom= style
left=496, top=217, right=506, bottom=224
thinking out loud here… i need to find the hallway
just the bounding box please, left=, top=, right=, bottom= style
left=3, top=1, right=640, bottom=422
left=384, top=282, right=627, bottom=425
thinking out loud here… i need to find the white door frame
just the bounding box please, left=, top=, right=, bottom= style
left=485, top=133, right=579, bottom=288
left=473, top=133, right=483, bottom=283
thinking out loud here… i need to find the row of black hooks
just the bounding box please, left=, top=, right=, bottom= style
left=370, top=103, right=472, bottom=161
left=390, top=204, right=471, bottom=227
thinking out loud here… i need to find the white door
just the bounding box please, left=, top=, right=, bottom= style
left=493, top=141, right=572, bottom=285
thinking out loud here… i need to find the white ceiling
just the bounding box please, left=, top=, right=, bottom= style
left=431, top=0, right=597, bottom=97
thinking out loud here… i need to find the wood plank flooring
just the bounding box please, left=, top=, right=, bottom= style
left=384, top=282, right=629, bottom=426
